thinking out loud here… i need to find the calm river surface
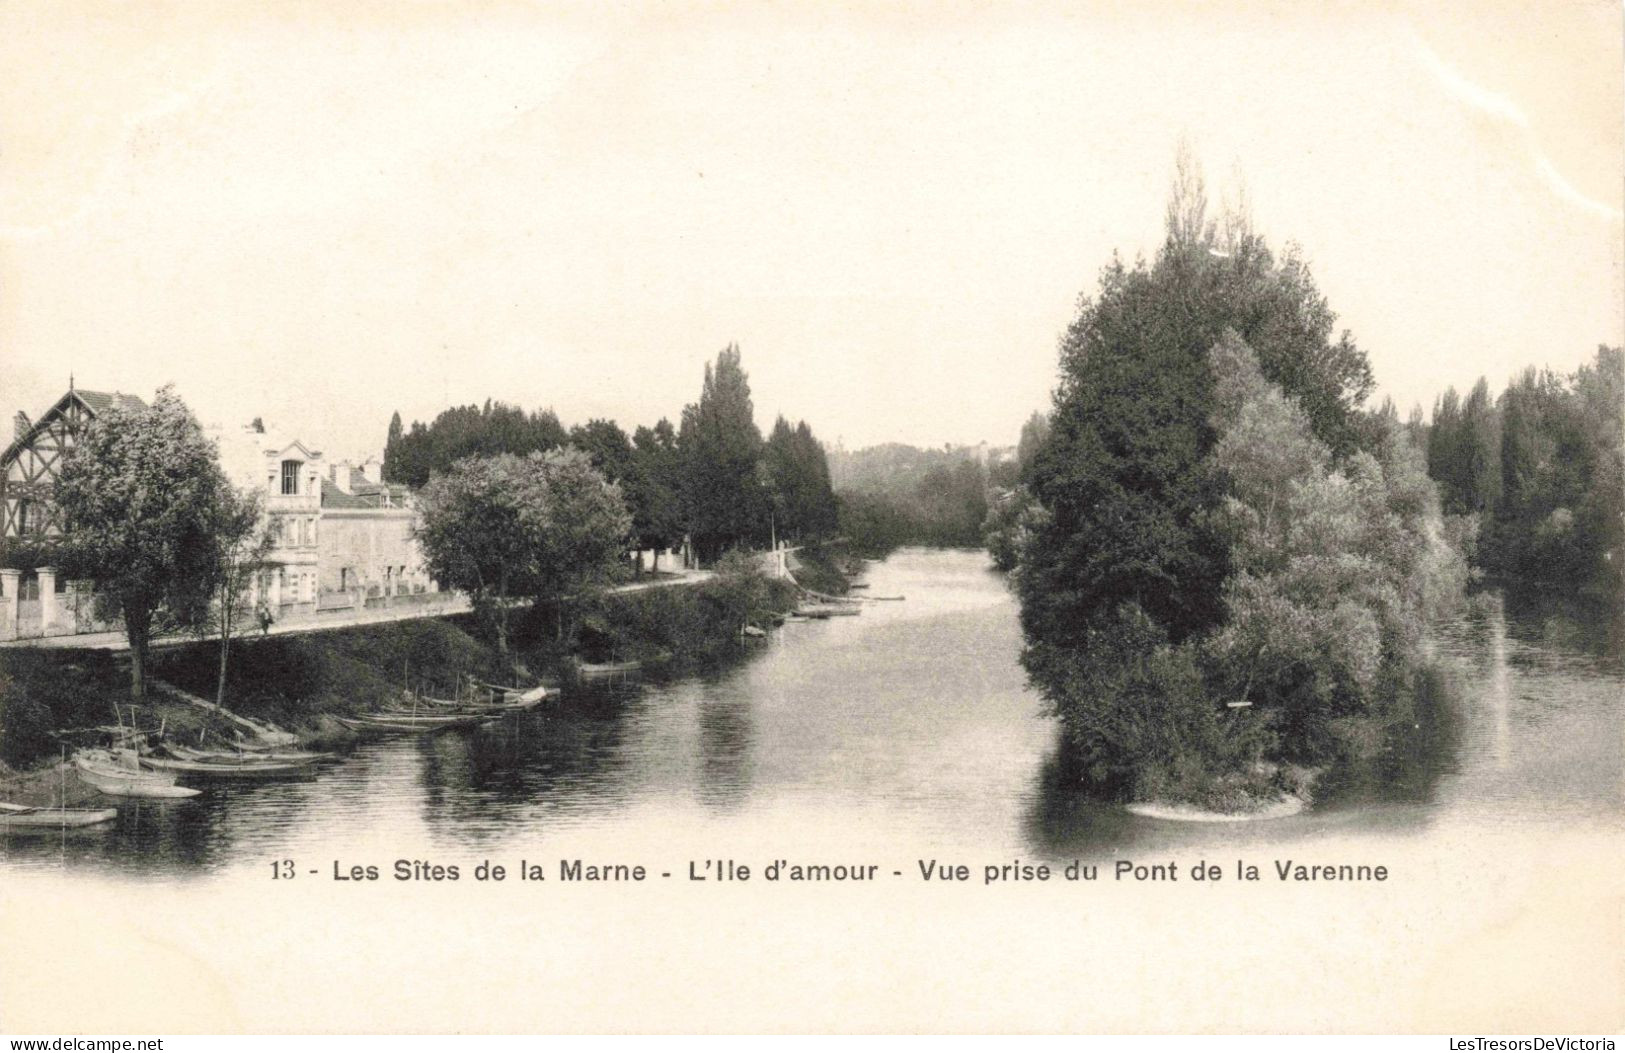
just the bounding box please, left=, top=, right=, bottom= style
left=4, top=548, right=1621, bottom=875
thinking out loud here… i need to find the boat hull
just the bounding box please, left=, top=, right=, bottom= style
left=73, top=753, right=201, bottom=799
left=0, top=804, right=119, bottom=829
left=139, top=755, right=312, bottom=779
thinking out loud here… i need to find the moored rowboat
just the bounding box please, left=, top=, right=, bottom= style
left=165, top=744, right=333, bottom=764
left=0, top=800, right=119, bottom=829
left=139, top=753, right=312, bottom=779
left=73, top=750, right=201, bottom=799
left=336, top=714, right=493, bottom=734
left=577, top=659, right=643, bottom=677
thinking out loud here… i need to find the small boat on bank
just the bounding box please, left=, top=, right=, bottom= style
left=73, top=750, right=201, bottom=799
left=576, top=659, right=643, bottom=678
left=0, top=800, right=119, bottom=829
left=165, top=744, right=334, bottom=764
left=139, top=752, right=312, bottom=779
left=335, top=713, right=493, bottom=734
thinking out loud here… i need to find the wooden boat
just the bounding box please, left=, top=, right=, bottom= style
left=230, top=734, right=301, bottom=752
left=335, top=714, right=493, bottom=734
left=475, top=680, right=557, bottom=700
left=797, top=604, right=860, bottom=618
left=74, top=750, right=201, bottom=799
left=0, top=800, right=119, bottom=829
left=577, top=659, right=643, bottom=677
left=165, top=744, right=333, bottom=764
left=367, top=707, right=497, bottom=726
left=138, top=753, right=312, bottom=779
left=502, top=684, right=550, bottom=708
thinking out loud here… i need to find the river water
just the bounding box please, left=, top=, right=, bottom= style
left=5, top=547, right=1623, bottom=1032
left=5, top=547, right=1620, bottom=874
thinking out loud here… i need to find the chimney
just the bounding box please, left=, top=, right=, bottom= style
left=327, top=461, right=352, bottom=495
left=13, top=412, right=30, bottom=440
left=360, top=457, right=383, bottom=485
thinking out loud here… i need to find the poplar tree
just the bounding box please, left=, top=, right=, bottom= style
left=678, top=344, right=766, bottom=563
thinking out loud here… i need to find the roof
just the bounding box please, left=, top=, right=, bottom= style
left=72, top=390, right=148, bottom=416
left=1, top=387, right=149, bottom=467
left=321, top=477, right=413, bottom=510
left=320, top=479, right=374, bottom=509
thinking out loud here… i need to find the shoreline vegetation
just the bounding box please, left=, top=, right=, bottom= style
left=985, top=156, right=1617, bottom=819
left=0, top=542, right=855, bottom=793
left=1, top=339, right=856, bottom=790
left=1002, top=154, right=1475, bottom=818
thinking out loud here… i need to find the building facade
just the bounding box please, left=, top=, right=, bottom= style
left=317, top=460, right=432, bottom=602
left=0, top=388, right=441, bottom=642
left=0, top=387, right=147, bottom=539
left=212, top=423, right=326, bottom=617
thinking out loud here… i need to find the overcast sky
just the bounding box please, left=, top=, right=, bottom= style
left=2, top=2, right=1620, bottom=461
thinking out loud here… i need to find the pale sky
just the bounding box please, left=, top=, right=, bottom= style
left=2, top=1, right=1620, bottom=461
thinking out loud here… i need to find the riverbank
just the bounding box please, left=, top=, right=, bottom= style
left=0, top=543, right=852, bottom=774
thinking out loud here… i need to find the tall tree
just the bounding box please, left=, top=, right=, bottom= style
left=202, top=487, right=271, bottom=707
left=1015, top=411, right=1052, bottom=480
left=760, top=416, right=839, bottom=543
left=527, top=447, right=633, bottom=641
left=55, top=387, right=235, bottom=698
left=679, top=344, right=766, bottom=563
left=383, top=411, right=404, bottom=483
left=385, top=402, right=568, bottom=488
left=414, top=455, right=541, bottom=660
left=569, top=419, right=636, bottom=486
left=629, top=420, right=684, bottom=573
left=1020, top=151, right=1377, bottom=682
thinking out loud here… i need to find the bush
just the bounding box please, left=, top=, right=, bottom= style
left=0, top=649, right=129, bottom=768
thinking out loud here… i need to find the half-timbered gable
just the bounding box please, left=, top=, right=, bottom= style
left=0, top=388, right=146, bottom=539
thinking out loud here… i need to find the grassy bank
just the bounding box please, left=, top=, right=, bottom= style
left=0, top=546, right=850, bottom=772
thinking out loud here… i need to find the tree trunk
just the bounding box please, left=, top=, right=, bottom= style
left=217, top=630, right=231, bottom=708
left=652, top=549, right=661, bottom=574
left=125, top=605, right=149, bottom=700
left=494, top=573, right=509, bottom=661
left=129, top=635, right=146, bottom=700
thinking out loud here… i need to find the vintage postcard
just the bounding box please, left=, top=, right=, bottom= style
left=0, top=1, right=1621, bottom=1037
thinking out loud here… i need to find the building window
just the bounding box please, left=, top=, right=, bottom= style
left=281, top=460, right=302, bottom=495
left=16, top=499, right=30, bottom=534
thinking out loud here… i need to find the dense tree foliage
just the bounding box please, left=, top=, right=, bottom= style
left=526, top=447, right=634, bottom=640
left=627, top=420, right=684, bottom=571
left=384, top=401, right=568, bottom=488
left=832, top=444, right=999, bottom=554
left=385, top=347, right=838, bottom=572
left=1428, top=347, right=1623, bottom=599
left=1012, top=158, right=1460, bottom=807
left=1427, top=379, right=1501, bottom=516
left=55, top=387, right=242, bottom=698
left=761, top=416, right=839, bottom=543
left=678, top=344, right=768, bottom=563
left=415, top=450, right=631, bottom=657
left=415, top=455, right=544, bottom=659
